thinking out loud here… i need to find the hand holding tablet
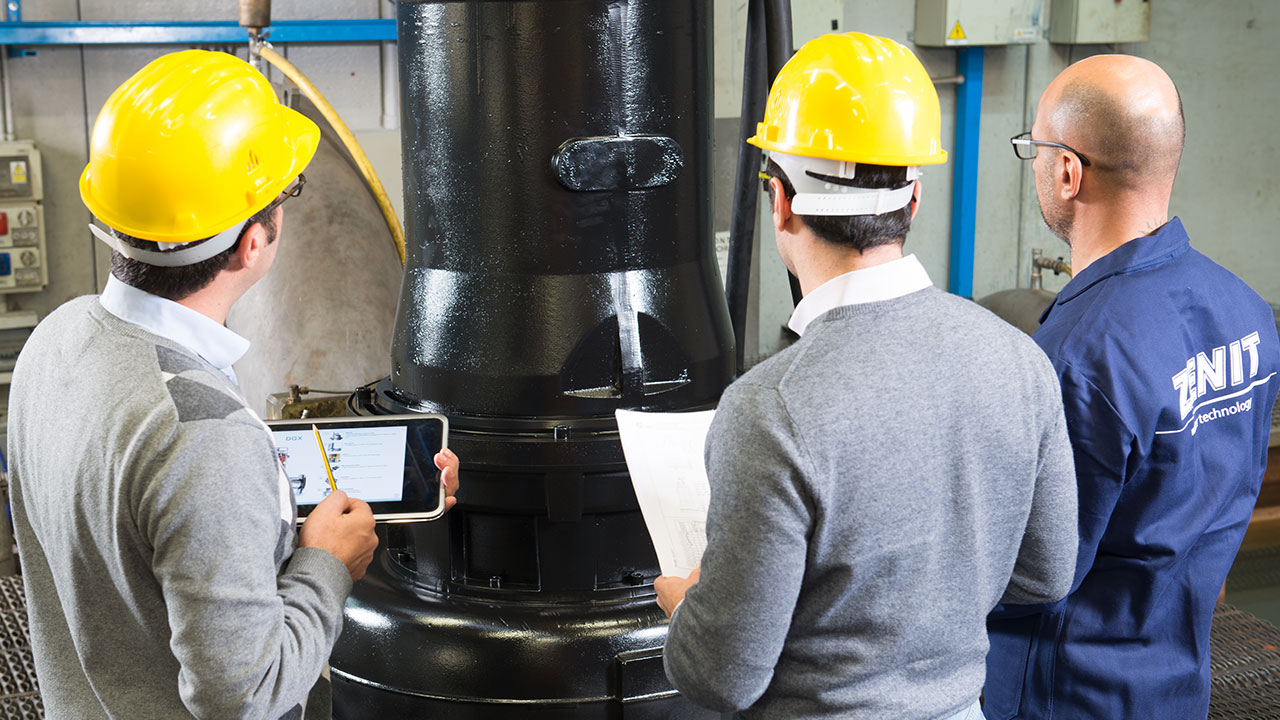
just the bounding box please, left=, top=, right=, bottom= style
left=267, top=414, right=451, bottom=523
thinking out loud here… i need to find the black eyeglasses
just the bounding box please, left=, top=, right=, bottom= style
left=1010, top=132, right=1091, bottom=167
left=263, top=173, right=306, bottom=214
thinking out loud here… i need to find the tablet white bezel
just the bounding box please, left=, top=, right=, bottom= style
left=266, top=413, right=449, bottom=523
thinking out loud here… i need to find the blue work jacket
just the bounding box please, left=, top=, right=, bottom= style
left=984, top=218, right=1279, bottom=719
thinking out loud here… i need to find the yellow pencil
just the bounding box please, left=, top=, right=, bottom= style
left=312, top=424, right=339, bottom=492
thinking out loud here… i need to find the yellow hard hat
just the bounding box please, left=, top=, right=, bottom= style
left=80, top=49, right=319, bottom=245
left=748, top=32, right=947, bottom=166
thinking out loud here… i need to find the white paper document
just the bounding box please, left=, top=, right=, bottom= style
left=615, top=408, right=716, bottom=577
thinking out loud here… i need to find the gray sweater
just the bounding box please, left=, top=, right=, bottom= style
left=665, top=287, right=1077, bottom=719
left=8, top=297, right=351, bottom=719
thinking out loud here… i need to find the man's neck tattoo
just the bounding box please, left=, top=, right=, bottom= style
left=1143, top=217, right=1168, bottom=235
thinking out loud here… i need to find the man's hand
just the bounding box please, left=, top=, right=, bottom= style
left=299, top=490, right=378, bottom=582
left=435, top=448, right=461, bottom=513
left=655, top=568, right=700, bottom=618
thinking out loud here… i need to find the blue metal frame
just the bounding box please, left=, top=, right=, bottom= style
left=948, top=46, right=983, bottom=298
left=0, top=19, right=395, bottom=46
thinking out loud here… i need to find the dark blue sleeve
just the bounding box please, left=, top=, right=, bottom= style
left=990, top=361, right=1134, bottom=619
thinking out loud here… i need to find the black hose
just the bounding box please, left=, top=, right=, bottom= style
left=762, top=0, right=794, bottom=78
left=724, top=0, right=768, bottom=376
left=762, top=0, right=802, bottom=308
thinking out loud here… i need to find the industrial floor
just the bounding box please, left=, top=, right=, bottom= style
left=0, top=575, right=40, bottom=719
left=0, top=573, right=1277, bottom=719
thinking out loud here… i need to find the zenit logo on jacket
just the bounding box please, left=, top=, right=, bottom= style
left=1167, top=330, right=1270, bottom=434
left=984, top=217, right=1279, bottom=720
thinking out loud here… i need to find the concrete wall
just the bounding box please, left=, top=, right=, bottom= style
left=5, top=0, right=1278, bottom=366
left=719, top=0, right=1280, bottom=360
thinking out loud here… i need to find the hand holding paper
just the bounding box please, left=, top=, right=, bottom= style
left=615, top=409, right=715, bottom=577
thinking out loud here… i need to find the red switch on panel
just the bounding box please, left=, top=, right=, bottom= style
left=0, top=212, right=9, bottom=236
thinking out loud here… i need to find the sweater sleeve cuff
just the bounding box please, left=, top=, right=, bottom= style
left=288, top=546, right=354, bottom=600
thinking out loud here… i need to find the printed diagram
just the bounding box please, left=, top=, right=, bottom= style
left=671, top=457, right=711, bottom=514
left=276, top=446, right=307, bottom=495
left=666, top=518, right=708, bottom=571
left=325, top=431, right=342, bottom=473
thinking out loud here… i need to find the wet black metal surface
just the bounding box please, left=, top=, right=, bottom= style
left=388, top=0, right=731, bottom=419
left=335, top=0, right=730, bottom=716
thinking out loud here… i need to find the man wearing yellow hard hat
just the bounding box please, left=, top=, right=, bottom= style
left=6, top=50, right=456, bottom=719
left=654, top=33, right=1077, bottom=719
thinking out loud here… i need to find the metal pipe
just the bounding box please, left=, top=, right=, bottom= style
left=0, top=19, right=396, bottom=45
left=378, top=0, right=397, bottom=131
left=246, top=29, right=265, bottom=74
left=237, top=0, right=272, bottom=32
left=948, top=46, right=983, bottom=297
left=379, top=42, right=397, bottom=130
left=1033, top=251, right=1072, bottom=278
left=1015, top=44, right=1034, bottom=287
left=0, top=0, right=13, bottom=142
left=1029, top=248, right=1073, bottom=291
left=0, top=50, right=13, bottom=142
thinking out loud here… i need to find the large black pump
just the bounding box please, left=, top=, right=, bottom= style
left=333, top=1, right=734, bottom=716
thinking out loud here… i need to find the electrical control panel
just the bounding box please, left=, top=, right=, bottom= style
left=1050, top=0, right=1150, bottom=44
left=914, top=0, right=1045, bottom=47
left=0, top=141, right=47, bottom=293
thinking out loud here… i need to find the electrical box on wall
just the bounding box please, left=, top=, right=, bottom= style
left=1050, top=0, right=1150, bottom=44
left=914, top=0, right=1045, bottom=47
left=0, top=141, right=48, bottom=293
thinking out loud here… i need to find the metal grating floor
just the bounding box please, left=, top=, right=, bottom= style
left=0, top=576, right=40, bottom=720
left=1211, top=603, right=1280, bottom=719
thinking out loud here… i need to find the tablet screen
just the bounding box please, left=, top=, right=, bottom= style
left=266, top=414, right=447, bottom=521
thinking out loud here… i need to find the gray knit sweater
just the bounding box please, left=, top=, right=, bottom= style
left=8, top=297, right=351, bottom=719
left=665, top=287, right=1078, bottom=719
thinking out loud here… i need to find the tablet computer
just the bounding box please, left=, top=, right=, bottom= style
left=266, top=413, right=448, bottom=523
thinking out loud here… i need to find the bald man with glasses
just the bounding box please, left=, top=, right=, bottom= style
left=983, top=55, right=1280, bottom=720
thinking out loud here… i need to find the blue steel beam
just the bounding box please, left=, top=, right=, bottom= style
left=948, top=46, right=983, bottom=298
left=0, top=19, right=395, bottom=46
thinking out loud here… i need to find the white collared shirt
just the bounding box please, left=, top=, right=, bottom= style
left=787, top=254, right=934, bottom=336
left=99, top=274, right=250, bottom=384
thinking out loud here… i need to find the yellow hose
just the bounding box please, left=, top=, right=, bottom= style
left=257, top=45, right=406, bottom=266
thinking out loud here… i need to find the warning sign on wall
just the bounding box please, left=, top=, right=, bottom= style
left=949, top=21, right=967, bottom=41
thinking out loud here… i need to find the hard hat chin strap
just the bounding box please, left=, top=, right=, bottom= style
left=770, top=152, right=919, bottom=217
left=88, top=222, right=244, bottom=268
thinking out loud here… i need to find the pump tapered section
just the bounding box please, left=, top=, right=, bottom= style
left=332, top=1, right=733, bottom=716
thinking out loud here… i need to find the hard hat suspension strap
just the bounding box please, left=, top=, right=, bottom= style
left=88, top=221, right=245, bottom=268
left=770, top=151, right=920, bottom=217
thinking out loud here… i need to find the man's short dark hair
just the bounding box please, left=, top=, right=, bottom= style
left=764, top=159, right=915, bottom=253
left=109, top=203, right=278, bottom=301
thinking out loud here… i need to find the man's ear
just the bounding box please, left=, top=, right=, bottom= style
left=231, top=222, right=269, bottom=271
left=909, top=179, right=922, bottom=221
left=1059, top=153, right=1084, bottom=201
left=769, top=177, right=792, bottom=233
